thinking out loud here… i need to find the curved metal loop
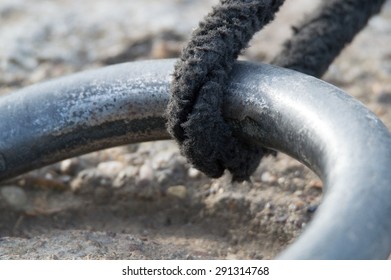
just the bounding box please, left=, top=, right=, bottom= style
left=1, top=59, right=391, bottom=259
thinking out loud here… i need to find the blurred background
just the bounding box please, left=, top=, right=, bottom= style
left=0, top=0, right=390, bottom=259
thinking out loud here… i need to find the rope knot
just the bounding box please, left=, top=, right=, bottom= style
left=166, top=0, right=284, bottom=181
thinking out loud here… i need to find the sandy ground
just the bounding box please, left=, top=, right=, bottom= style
left=0, top=0, right=390, bottom=259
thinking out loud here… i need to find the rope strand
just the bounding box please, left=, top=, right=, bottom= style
left=273, top=0, right=386, bottom=77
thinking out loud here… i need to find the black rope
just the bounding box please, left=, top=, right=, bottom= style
left=166, top=0, right=386, bottom=181
left=273, top=0, right=387, bottom=77
left=166, top=0, right=285, bottom=182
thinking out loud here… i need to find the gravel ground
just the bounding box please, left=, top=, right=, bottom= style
left=0, top=0, right=391, bottom=259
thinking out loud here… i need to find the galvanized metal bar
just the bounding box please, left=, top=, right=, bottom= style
left=1, top=59, right=391, bottom=259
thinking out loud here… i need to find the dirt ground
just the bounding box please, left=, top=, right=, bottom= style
left=0, top=0, right=390, bottom=259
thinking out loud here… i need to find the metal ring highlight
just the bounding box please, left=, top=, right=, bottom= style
left=1, top=59, right=391, bottom=259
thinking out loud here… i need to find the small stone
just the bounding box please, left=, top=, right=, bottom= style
left=60, top=158, right=79, bottom=175
left=112, top=166, right=139, bottom=188
left=294, top=200, right=305, bottom=209
left=288, top=203, right=297, bottom=211
left=44, top=172, right=54, bottom=180
left=376, top=92, right=391, bottom=104
left=263, top=202, right=274, bottom=216
left=137, top=161, right=154, bottom=187
left=151, top=149, right=176, bottom=170
left=59, top=175, right=72, bottom=184
left=166, top=185, right=187, bottom=199
left=294, top=190, right=303, bottom=197
left=122, top=153, right=144, bottom=165
left=261, top=172, right=277, bottom=184
left=265, top=202, right=273, bottom=209
left=97, top=161, right=124, bottom=177
left=209, top=181, right=223, bottom=195
left=139, top=161, right=153, bottom=180
left=70, top=168, right=99, bottom=191
left=292, top=177, right=305, bottom=188
left=188, top=167, right=201, bottom=179
left=225, top=253, right=239, bottom=260
left=156, top=169, right=172, bottom=185
left=277, top=177, right=285, bottom=185
left=0, top=186, right=28, bottom=211
left=70, top=177, right=84, bottom=191
left=307, top=205, right=318, bottom=213
left=276, top=214, right=288, bottom=223
left=308, top=179, right=323, bottom=189
left=151, top=40, right=181, bottom=59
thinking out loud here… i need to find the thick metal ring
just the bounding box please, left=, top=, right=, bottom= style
left=1, top=59, right=391, bottom=259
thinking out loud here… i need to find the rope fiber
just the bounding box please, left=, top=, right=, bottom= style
left=273, top=0, right=387, bottom=77
left=166, top=0, right=386, bottom=181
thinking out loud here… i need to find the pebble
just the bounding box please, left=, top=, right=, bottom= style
left=264, top=202, right=273, bottom=210
left=209, top=181, right=222, bottom=195
left=376, top=92, right=391, bottom=104
left=188, top=167, right=202, bottom=179
left=122, top=153, right=145, bottom=166
left=294, top=190, right=303, bottom=197
left=151, top=149, right=177, bottom=170
left=288, top=203, right=297, bottom=212
left=151, top=39, right=181, bottom=59
left=260, top=171, right=277, bottom=184
left=166, top=185, right=187, bottom=199
left=60, top=158, right=80, bottom=175
left=97, top=161, right=125, bottom=177
left=58, top=175, right=72, bottom=184
left=308, top=179, right=323, bottom=190
left=156, top=169, right=173, bottom=185
left=70, top=168, right=100, bottom=191
left=225, top=253, right=239, bottom=260
left=369, top=16, right=391, bottom=33
left=137, top=161, right=155, bottom=187
left=263, top=202, right=274, bottom=216
left=139, top=161, right=153, bottom=180
left=112, top=166, right=139, bottom=188
left=70, top=177, right=84, bottom=191
left=292, top=177, right=305, bottom=188
left=307, top=205, right=318, bottom=213
left=275, top=214, right=288, bottom=223
left=277, top=177, right=286, bottom=185
left=0, top=186, right=28, bottom=211
left=294, top=200, right=305, bottom=210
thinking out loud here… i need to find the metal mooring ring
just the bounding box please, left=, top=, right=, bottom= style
left=1, top=59, right=391, bottom=259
